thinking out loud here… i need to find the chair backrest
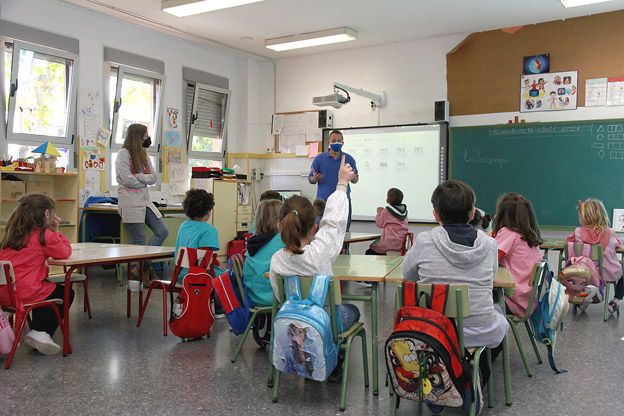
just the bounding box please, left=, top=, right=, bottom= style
left=401, top=232, right=414, bottom=256
left=565, top=242, right=603, bottom=278
left=228, top=253, right=249, bottom=309
left=0, top=261, right=21, bottom=310
left=519, top=261, right=548, bottom=321
left=171, top=247, right=215, bottom=284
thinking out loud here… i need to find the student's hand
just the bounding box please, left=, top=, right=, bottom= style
left=309, top=169, right=322, bottom=184
left=338, top=155, right=355, bottom=187
left=50, top=215, right=61, bottom=231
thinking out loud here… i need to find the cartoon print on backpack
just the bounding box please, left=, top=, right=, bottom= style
left=285, top=323, right=314, bottom=378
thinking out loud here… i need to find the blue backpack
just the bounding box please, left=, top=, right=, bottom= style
left=212, top=256, right=252, bottom=335
left=271, top=275, right=338, bottom=381
left=530, top=263, right=569, bottom=374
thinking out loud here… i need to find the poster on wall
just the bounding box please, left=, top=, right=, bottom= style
left=81, top=147, right=106, bottom=170
left=520, top=71, right=578, bottom=113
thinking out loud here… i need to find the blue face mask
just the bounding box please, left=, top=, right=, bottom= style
left=329, top=142, right=343, bottom=152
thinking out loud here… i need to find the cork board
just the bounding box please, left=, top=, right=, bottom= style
left=447, top=10, right=624, bottom=116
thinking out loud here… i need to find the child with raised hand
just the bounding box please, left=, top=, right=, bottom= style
left=566, top=199, right=622, bottom=315
left=243, top=199, right=284, bottom=307
left=0, top=194, right=73, bottom=355
left=492, top=193, right=543, bottom=318
left=367, top=187, right=408, bottom=255
left=270, top=155, right=360, bottom=332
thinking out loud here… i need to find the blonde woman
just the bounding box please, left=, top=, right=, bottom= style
left=115, top=124, right=168, bottom=278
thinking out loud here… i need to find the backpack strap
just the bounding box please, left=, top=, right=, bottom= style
left=283, top=275, right=302, bottom=301
left=403, top=281, right=417, bottom=306
left=566, top=242, right=576, bottom=259
left=308, top=274, right=331, bottom=307
left=580, top=243, right=591, bottom=258
left=430, top=284, right=450, bottom=314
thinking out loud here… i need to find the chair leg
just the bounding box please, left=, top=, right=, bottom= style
left=470, top=348, right=484, bottom=416
left=486, top=348, right=494, bottom=409
left=390, top=384, right=399, bottom=416
left=360, top=329, right=369, bottom=389
left=604, top=283, right=611, bottom=321
left=162, top=287, right=168, bottom=336
left=231, top=310, right=259, bottom=363
left=340, top=339, right=353, bottom=412
left=524, top=321, right=542, bottom=364
left=4, top=313, right=27, bottom=369
left=50, top=304, right=69, bottom=355
left=136, top=285, right=155, bottom=328
left=82, top=280, right=92, bottom=319
left=272, top=367, right=281, bottom=403
left=508, top=319, right=532, bottom=377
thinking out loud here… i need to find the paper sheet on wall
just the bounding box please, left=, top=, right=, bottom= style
left=272, top=114, right=284, bottom=135
left=295, top=144, right=309, bottom=156
left=279, top=133, right=306, bottom=154
left=282, top=113, right=306, bottom=134
left=612, top=209, right=624, bottom=232
left=84, top=169, right=101, bottom=195
left=78, top=88, right=102, bottom=116
left=168, top=163, right=188, bottom=195
left=81, top=147, right=105, bottom=170
left=305, top=111, right=321, bottom=141
left=97, top=127, right=111, bottom=147
left=585, top=78, right=608, bottom=107
left=162, top=146, right=184, bottom=182
left=607, top=77, right=624, bottom=106
left=79, top=114, right=103, bottom=144
left=308, top=142, right=320, bottom=158
left=163, top=130, right=182, bottom=147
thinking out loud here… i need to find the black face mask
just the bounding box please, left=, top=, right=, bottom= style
left=142, top=136, right=152, bottom=148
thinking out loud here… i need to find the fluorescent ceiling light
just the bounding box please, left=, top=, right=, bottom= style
left=162, top=0, right=264, bottom=17
left=560, top=0, right=612, bottom=7
left=265, top=27, right=358, bottom=52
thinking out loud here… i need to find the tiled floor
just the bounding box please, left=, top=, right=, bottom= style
left=2, top=264, right=623, bottom=415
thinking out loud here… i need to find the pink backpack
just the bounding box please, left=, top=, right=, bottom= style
left=559, top=242, right=603, bottom=304
left=0, top=306, right=16, bottom=355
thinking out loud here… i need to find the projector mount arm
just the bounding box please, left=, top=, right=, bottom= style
left=333, top=82, right=386, bottom=108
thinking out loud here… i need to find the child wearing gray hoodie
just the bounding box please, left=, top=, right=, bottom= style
left=402, top=180, right=509, bottom=382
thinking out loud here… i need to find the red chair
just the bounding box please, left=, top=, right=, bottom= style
left=0, top=261, right=68, bottom=369
left=47, top=267, right=91, bottom=319
left=136, top=248, right=215, bottom=336
left=401, top=232, right=414, bottom=256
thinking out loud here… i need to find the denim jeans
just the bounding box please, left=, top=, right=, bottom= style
left=125, top=208, right=169, bottom=246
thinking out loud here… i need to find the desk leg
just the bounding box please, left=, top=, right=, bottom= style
left=62, top=266, right=76, bottom=356
left=138, top=261, right=144, bottom=314
left=126, top=263, right=132, bottom=318
left=371, top=282, right=379, bottom=396
left=498, top=287, right=512, bottom=405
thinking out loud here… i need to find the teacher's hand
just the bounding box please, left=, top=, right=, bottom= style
left=309, top=169, right=322, bottom=184
left=338, top=155, right=355, bottom=188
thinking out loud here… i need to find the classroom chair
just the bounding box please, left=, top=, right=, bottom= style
left=229, top=253, right=274, bottom=363
left=561, top=243, right=609, bottom=320
left=505, top=262, right=547, bottom=377
left=390, top=282, right=492, bottom=416
left=47, top=268, right=91, bottom=319
left=386, top=232, right=414, bottom=256
left=0, top=261, right=68, bottom=369
left=269, top=274, right=369, bottom=412
left=136, top=247, right=216, bottom=336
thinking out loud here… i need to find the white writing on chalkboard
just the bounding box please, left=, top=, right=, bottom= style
left=463, top=149, right=508, bottom=168
left=488, top=124, right=592, bottom=137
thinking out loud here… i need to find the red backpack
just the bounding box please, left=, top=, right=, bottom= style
left=385, top=282, right=472, bottom=410
left=169, top=248, right=215, bottom=340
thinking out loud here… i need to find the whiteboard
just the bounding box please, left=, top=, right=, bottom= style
left=326, top=124, right=446, bottom=222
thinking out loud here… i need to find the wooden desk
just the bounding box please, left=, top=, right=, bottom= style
left=333, top=254, right=402, bottom=395
left=81, top=205, right=184, bottom=213
left=343, top=232, right=381, bottom=244
left=385, top=263, right=515, bottom=406
left=49, top=243, right=175, bottom=355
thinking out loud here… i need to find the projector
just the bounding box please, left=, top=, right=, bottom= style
left=312, top=93, right=349, bottom=109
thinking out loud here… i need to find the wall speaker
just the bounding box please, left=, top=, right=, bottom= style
left=434, top=101, right=449, bottom=122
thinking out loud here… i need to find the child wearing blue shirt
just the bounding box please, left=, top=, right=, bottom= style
left=175, top=189, right=220, bottom=283
left=243, top=199, right=284, bottom=306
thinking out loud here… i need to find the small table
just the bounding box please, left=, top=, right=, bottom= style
left=333, top=254, right=403, bottom=395
left=343, top=232, right=381, bottom=244
left=385, top=264, right=516, bottom=406
left=49, top=243, right=175, bottom=355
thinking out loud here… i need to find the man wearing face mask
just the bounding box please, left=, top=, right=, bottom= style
left=309, top=130, right=359, bottom=230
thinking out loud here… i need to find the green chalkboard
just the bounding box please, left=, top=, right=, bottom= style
left=450, top=119, right=624, bottom=227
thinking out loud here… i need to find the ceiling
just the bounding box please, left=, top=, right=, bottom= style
left=61, top=0, right=624, bottom=59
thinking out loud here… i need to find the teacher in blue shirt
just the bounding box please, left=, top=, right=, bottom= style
left=309, top=129, right=359, bottom=230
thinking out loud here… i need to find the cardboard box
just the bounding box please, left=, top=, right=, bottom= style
left=26, top=181, right=54, bottom=198
left=1, top=180, right=25, bottom=199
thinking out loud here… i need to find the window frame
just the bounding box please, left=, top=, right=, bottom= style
left=5, top=40, right=78, bottom=145
left=186, top=82, right=230, bottom=162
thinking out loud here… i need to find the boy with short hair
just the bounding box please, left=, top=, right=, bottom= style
left=367, top=188, right=409, bottom=255
left=401, top=180, right=508, bottom=385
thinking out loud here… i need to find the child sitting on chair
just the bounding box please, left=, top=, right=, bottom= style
left=366, top=188, right=408, bottom=255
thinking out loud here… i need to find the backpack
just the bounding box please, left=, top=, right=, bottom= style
left=169, top=248, right=215, bottom=340
left=385, top=282, right=473, bottom=410
left=0, top=306, right=16, bottom=355
left=271, top=275, right=338, bottom=381
left=212, top=257, right=251, bottom=335
left=559, top=242, right=603, bottom=304
left=529, top=263, right=569, bottom=374
left=227, top=239, right=247, bottom=259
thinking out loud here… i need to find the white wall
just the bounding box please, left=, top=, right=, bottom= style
left=0, top=0, right=273, bottom=184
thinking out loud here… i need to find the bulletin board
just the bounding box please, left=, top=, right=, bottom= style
left=447, top=10, right=624, bottom=116
left=272, top=110, right=326, bottom=157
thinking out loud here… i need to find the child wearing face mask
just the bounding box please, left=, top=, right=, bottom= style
left=115, top=123, right=169, bottom=282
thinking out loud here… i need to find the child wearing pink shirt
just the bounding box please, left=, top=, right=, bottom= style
left=566, top=199, right=623, bottom=315
left=493, top=193, right=543, bottom=318
left=367, top=188, right=409, bottom=255
left=0, top=194, right=73, bottom=355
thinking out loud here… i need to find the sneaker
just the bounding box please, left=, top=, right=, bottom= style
left=608, top=300, right=620, bottom=317
left=23, top=330, right=61, bottom=355
left=214, top=312, right=226, bottom=319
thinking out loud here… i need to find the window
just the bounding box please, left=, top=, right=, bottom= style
left=7, top=143, right=70, bottom=169
left=109, top=66, right=163, bottom=152
left=3, top=42, right=11, bottom=122
left=187, top=83, right=230, bottom=161
left=5, top=41, right=76, bottom=143
left=110, top=151, right=157, bottom=187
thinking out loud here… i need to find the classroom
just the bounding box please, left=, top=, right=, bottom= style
left=1, top=1, right=624, bottom=415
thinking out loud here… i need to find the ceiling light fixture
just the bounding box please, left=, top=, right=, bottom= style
left=162, top=0, right=264, bottom=17
left=265, top=27, right=358, bottom=52
left=560, top=0, right=612, bottom=8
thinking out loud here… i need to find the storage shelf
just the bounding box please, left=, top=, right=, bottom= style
left=0, top=171, right=77, bottom=177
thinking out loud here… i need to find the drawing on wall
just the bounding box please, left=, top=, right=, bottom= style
left=167, top=107, right=179, bottom=129
left=523, top=54, right=550, bottom=75
left=520, top=71, right=577, bottom=113
left=164, top=130, right=182, bottom=147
